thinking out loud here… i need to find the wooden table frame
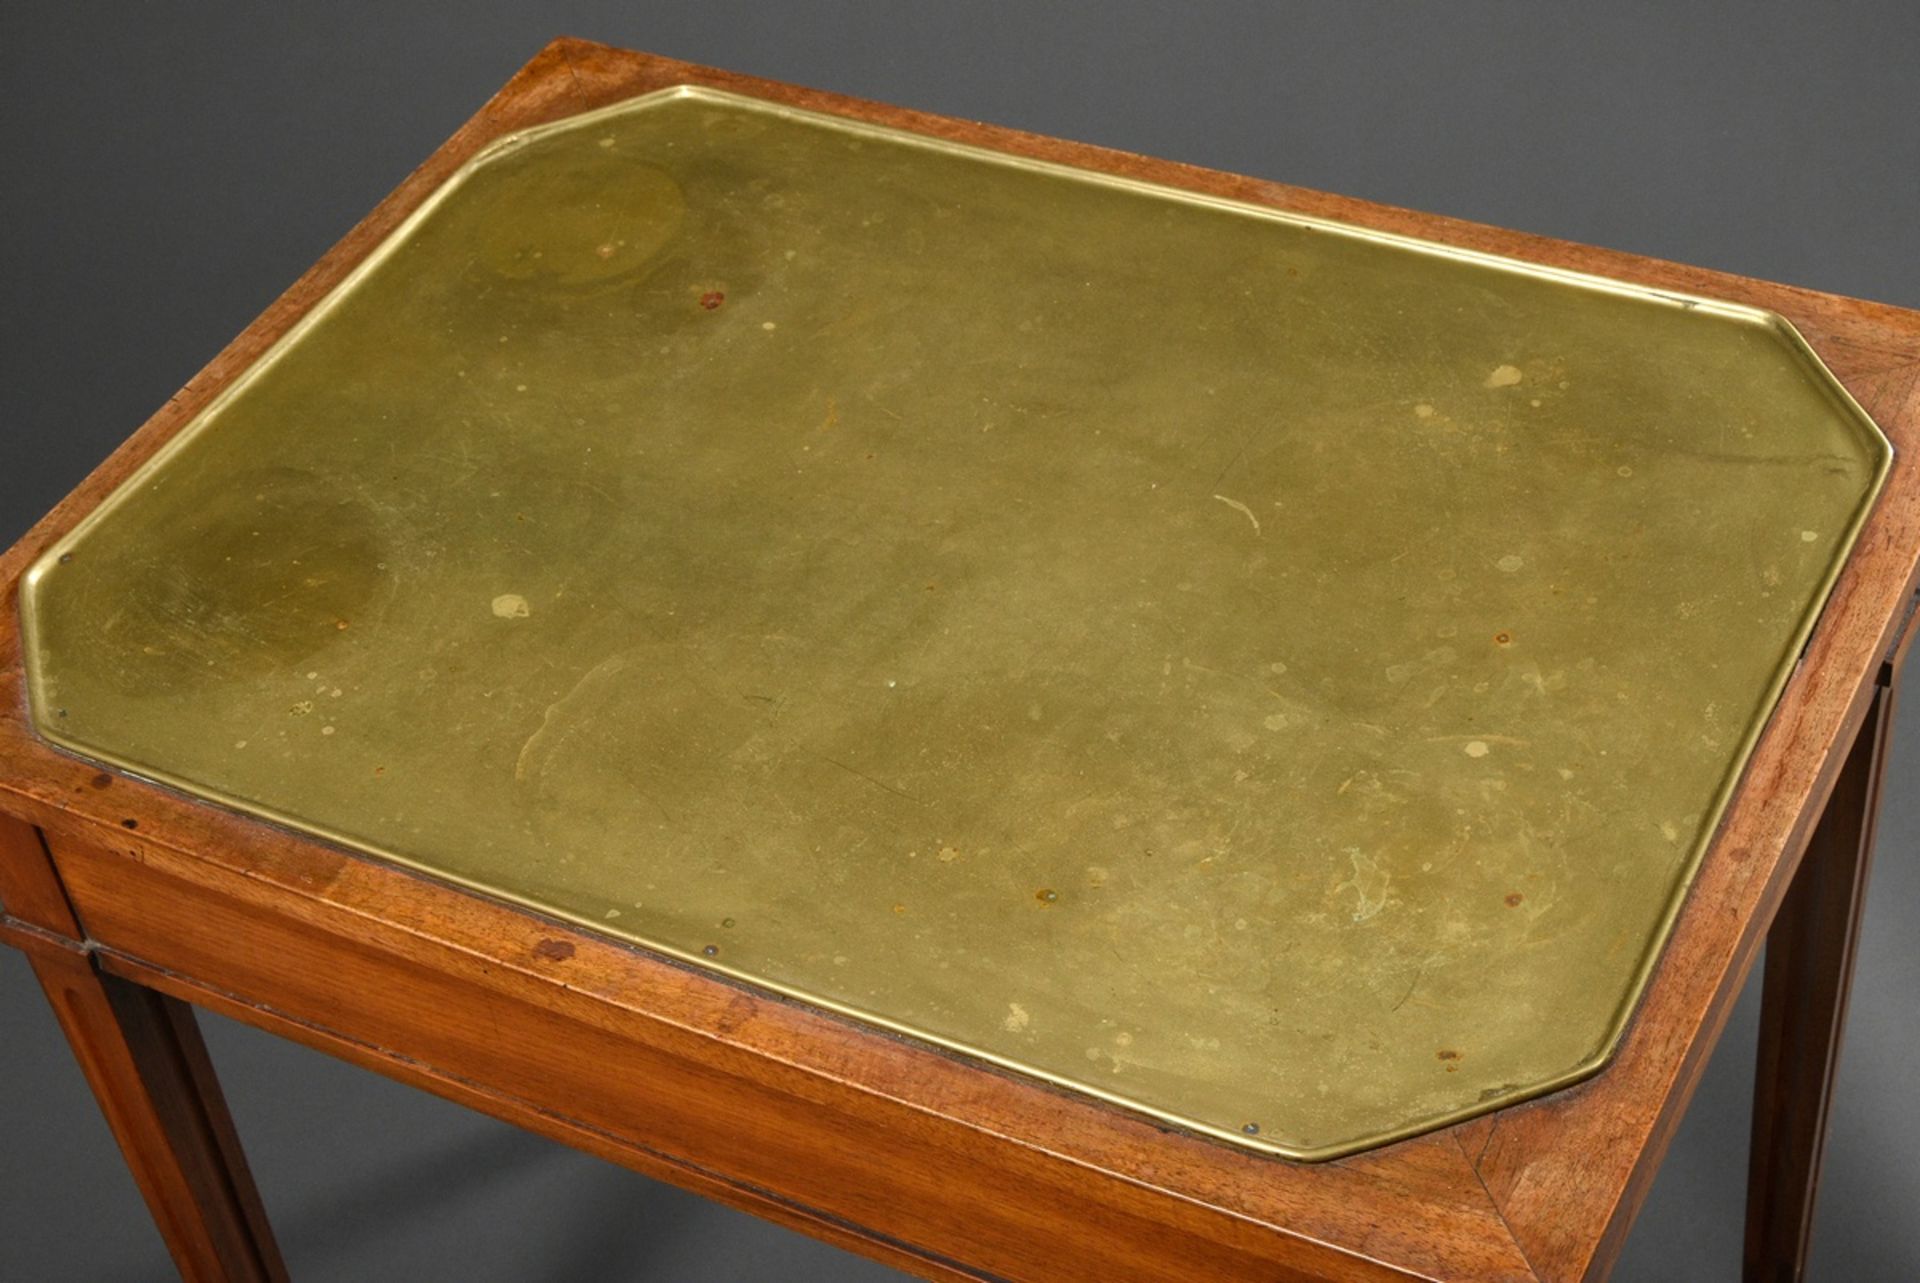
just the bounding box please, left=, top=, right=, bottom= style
left=2, top=40, right=1916, bottom=1283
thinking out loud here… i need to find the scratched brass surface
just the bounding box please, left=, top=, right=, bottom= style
left=20, top=87, right=1889, bottom=1159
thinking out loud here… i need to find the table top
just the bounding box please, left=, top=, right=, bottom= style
left=17, top=84, right=1888, bottom=1159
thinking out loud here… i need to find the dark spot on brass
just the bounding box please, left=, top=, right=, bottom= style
left=703, top=944, right=720, bottom=957
left=532, top=938, right=575, bottom=962
left=373, top=765, right=385, bottom=776
left=120, top=818, right=138, bottom=829
left=1504, top=892, right=1524, bottom=907
left=55, top=708, right=67, bottom=718
left=1493, top=630, right=1512, bottom=646
left=699, top=290, right=725, bottom=311
left=1242, top=1121, right=1261, bottom=1135
left=57, top=552, right=73, bottom=564
left=89, top=772, right=113, bottom=790
left=721, top=917, right=735, bottom=928
left=70, top=466, right=385, bottom=699
left=1036, top=888, right=1058, bottom=903
left=1437, top=1048, right=1461, bottom=1061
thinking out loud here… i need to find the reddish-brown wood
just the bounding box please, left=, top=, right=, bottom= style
left=0, top=800, right=81, bottom=937
left=41, top=823, right=1527, bottom=1283
left=1744, top=614, right=1907, bottom=1283
left=96, top=949, right=998, bottom=1283
left=2, top=38, right=1918, bottom=1283
left=3, top=812, right=286, bottom=1282
left=36, top=964, right=287, bottom=1283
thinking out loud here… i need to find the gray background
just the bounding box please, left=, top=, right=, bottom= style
left=1, top=3, right=1913, bottom=1279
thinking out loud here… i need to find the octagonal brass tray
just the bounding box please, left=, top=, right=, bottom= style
left=20, top=87, right=1889, bottom=1158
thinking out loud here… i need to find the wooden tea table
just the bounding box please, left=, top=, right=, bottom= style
left=2, top=39, right=1915, bottom=1283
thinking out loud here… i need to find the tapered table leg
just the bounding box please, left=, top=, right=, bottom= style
left=1743, top=614, right=1909, bottom=1283
left=25, top=954, right=288, bottom=1283
left=1, top=815, right=286, bottom=1283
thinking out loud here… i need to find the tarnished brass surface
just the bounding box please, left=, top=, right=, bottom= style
left=21, top=88, right=1888, bottom=1158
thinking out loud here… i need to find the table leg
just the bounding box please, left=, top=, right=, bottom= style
left=27, top=954, right=288, bottom=1282
left=1, top=815, right=286, bottom=1282
left=1743, top=630, right=1906, bottom=1283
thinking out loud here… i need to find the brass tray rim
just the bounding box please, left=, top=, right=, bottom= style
left=17, top=83, right=1895, bottom=1161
